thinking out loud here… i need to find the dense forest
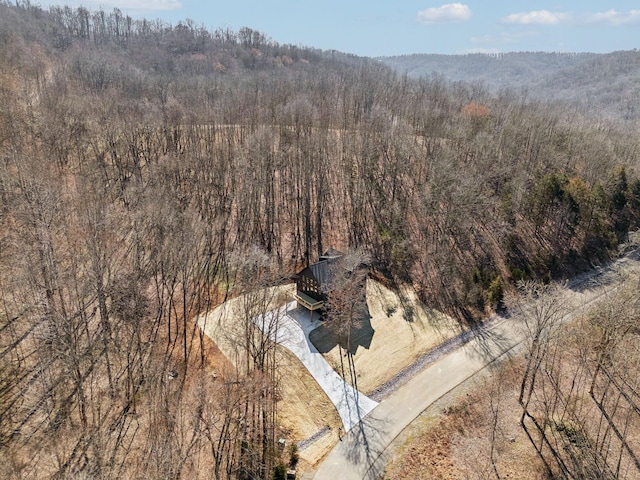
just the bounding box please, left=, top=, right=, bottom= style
left=1, top=1, right=640, bottom=478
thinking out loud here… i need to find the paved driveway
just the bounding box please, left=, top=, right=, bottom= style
left=313, top=314, right=522, bottom=479
left=264, top=302, right=378, bottom=432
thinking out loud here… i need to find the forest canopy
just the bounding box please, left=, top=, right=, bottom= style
left=1, top=1, right=640, bottom=478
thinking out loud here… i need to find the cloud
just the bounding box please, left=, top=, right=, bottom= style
left=502, top=9, right=640, bottom=27
left=584, top=9, right=640, bottom=26
left=501, top=10, right=570, bottom=25
left=417, top=3, right=471, bottom=24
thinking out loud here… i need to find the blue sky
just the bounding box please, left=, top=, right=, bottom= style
left=36, top=1, right=640, bottom=56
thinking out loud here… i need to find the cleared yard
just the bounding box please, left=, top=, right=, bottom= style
left=321, top=279, right=462, bottom=395
left=194, top=279, right=461, bottom=470
left=194, top=286, right=341, bottom=445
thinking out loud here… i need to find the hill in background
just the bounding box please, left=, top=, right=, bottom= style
left=377, top=52, right=597, bottom=89
left=378, top=50, right=640, bottom=123
left=2, top=2, right=640, bottom=478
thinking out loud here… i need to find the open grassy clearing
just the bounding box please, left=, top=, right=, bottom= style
left=322, top=279, right=462, bottom=396
left=195, top=279, right=461, bottom=472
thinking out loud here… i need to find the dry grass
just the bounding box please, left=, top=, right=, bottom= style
left=323, top=279, right=462, bottom=395
left=276, top=346, right=342, bottom=463
left=383, top=358, right=546, bottom=480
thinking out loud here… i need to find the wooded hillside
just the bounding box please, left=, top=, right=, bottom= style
left=378, top=52, right=598, bottom=90
left=379, top=50, right=640, bottom=123
left=1, top=2, right=640, bottom=478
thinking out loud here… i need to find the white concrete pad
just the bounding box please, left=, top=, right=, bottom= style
left=257, top=302, right=378, bottom=432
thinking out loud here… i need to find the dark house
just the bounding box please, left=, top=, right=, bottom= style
left=294, top=249, right=375, bottom=354
left=293, top=248, right=344, bottom=311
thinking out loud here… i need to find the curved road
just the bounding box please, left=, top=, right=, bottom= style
left=312, top=252, right=640, bottom=480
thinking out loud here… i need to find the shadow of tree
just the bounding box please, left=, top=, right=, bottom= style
left=467, top=318, right=515, bottom=364
left=308, top=312, right=375, bottom=355
left=341, top=406, right=392, bottom=480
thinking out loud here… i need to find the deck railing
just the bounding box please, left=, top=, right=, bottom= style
left=293, top=291, right=324, bottom=311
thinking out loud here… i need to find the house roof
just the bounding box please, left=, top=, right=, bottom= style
left=319, top=247, right=344, bottom=261
left=309, top=260, right=330, bottom=287
left=295, top=249, right=344, bottom=289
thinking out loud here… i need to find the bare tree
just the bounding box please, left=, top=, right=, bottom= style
left=515, top=276, right=640, bottom=479
left=323, top=249, right=370, bottom=391
left=220, top=247, right=287, bottom=479
left=514, top=281, right=571, bottom=477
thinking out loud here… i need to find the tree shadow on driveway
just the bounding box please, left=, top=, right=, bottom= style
left=467, top=318, right=516, bottom=364
left=341, top=404, right=392, bottom=480
left=308, top=313, right=375, bottom=355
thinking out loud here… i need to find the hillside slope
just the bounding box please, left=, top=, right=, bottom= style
left=377, top=52, right=597, bottom=90
left=1, top=2, right=640, bottom=479
left=378, top=50, right=640, bottom=123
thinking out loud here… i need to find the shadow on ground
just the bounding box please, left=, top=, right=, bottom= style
left=344, top=411, right=392, bottom=480
left=308, top=313, right=375, bottom=355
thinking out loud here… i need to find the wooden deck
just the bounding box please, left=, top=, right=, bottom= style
left=294, top=291, right=324, bottom=311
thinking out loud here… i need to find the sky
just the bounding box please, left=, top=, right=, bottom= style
left=35, top=1, right=640, bottom=57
